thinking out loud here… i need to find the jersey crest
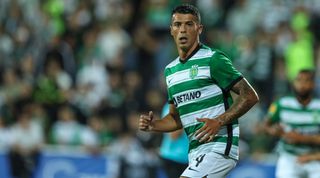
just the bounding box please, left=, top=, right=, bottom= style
left=312, top=111, right=320, bottom=123
left=189, top=65, right=199, bottom=79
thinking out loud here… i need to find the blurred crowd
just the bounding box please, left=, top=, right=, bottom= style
left=0, top=0, right=320, bottom=177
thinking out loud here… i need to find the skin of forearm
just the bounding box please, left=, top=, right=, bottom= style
left=311, top=136, right=320, bottom=145
left=302, top=135, right=320, bottom=145
left=217, top=81, right=259, bottom=126
left=312, top=153, right=320, bottom=159
left=299, top=152, right=320, bottom=163
left=264, top=121, right=283, bottom=137
left=150, top=114, right=183, bottom=132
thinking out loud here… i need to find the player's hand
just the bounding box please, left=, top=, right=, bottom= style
left=139, top=111, right=154, bottom=131
left=266, top=124, right=284, bottom=137
left=282, top=131, right=304, bottom=144
left=195, top=118, right=222, bottom=143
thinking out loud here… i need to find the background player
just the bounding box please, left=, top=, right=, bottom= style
left=264, top=69, right=320, bottom=178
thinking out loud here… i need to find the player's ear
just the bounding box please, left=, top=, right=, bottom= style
left=198, top=24, right=203, bottom=35
left=170, top=25, right=174, bottom=36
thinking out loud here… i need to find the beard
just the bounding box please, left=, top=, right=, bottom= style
left=293, top=88, right=313, bottom=101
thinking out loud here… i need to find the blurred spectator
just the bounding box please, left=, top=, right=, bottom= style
left=18, top=54, right=36, bottom=85
left=144, top=88, right=165, bottom=113
left=86, top=114, right=114, bottom=148
left=108, top=111, right=161, bottom=178
left=29, top=102, right=49, bottom=140
left=196, top=0, right=223, bottom=27
left=73, top=59, right=109, bottom=115
left=105, top=70, right=125, bottom=109
left=37, top=35, right=76, bottom=80
left=33, top=55, right=72, bottom=125
left=251, top=27, right=276, bottom=110
left=0, top=116, right=12, bottom=150
left=97, top=21, right=131, bottom=69
left=0, top=25, right=14, bottom=64
left=233, top=35, right=256, bottom=81
left=50, top=104, right=82, bottom=146
left=42, top=0, right=65, bottom=36
left=104, top=113, right=124, bottom=145
left=226, top=0, right=260, bottom=36
left=131, top=22, right=159, bottom=89
left=0, top=67, right=32, bottom=124
left=260, top=0, right=291, bottom=33
left=43, top=53, right=73, bottom=92
left=67, top=1, right=92, bottom=31
left=9, top=110, right=44, bottom=178
left=81, top=117, right=100, bottom=154
left=0, top=67, right=32, bottom=104
left=93, top=0, right=134, bottom=26
left=144, top=0, right=171, bottom=33
left=206, top=28, right=239, bottom=62
left=123, top=70, right=144, bottom=112
left=284, top=9, right=315, bottom=82
left=76, top=26, right=103, bottom=69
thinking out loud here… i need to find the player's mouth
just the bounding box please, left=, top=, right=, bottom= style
left=179, top=37, right=188, bottom=44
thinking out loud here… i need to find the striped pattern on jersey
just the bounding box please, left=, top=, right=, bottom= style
left=164, top=45, right=241, bottom=160
left=269, top=96, right=320, bottom=155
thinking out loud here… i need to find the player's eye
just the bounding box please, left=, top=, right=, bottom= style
left=186, top=22, right=194, bottom=26
left=173, top=22, right=181, bottom=27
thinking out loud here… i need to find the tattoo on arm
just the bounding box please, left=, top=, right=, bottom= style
left=217, top=78, right=259, bottom=125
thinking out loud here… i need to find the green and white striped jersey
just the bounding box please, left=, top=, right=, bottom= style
left=164, top=44, right=242, bottom=160
left=268, top=96, right=320, bottom=155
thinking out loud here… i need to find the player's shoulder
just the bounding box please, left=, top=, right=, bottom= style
left=165, top=57, right=180, bottom=70
left=276, top=96, right=320, bottom=109
left=278, top=95, right=295, bottom=102
left=278, top=96, right=299, bottom=108
left=308, top=97, right=320, bottom=110
left=193, top=44, right=216, bottom=58
left=200, top=45, right=231, bottom=61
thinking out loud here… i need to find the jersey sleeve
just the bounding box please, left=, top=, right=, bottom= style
left=209, top=51, right=242, bottom=91
left=267, top=101, right=280, bottom=123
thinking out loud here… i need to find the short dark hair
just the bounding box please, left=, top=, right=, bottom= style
left=171, top=4, right=201, bottom=23
left=297, top=69, right=315, bottom=80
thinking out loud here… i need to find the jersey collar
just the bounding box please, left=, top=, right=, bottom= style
left=179, top=43, right=202, bottom=64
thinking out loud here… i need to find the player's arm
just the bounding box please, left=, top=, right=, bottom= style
left=215, top=78, right=259, bottom=125
left=298, top=152, right=320, bottom=163
left=195, top=52, right=258, bottom=142
left=195, top=78, right=259, bottom=142
left=261, top=100, right=284, bottom=137
left=263, top=116, right=284, bottom=137
left=139, top=104, right=183, bottom=132
left=282, top=131, right=320, bottom=145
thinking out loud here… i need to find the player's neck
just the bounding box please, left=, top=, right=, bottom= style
left=179, top=42, right=200, bottom=61
left=296, top=95, right=312, bottom=106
